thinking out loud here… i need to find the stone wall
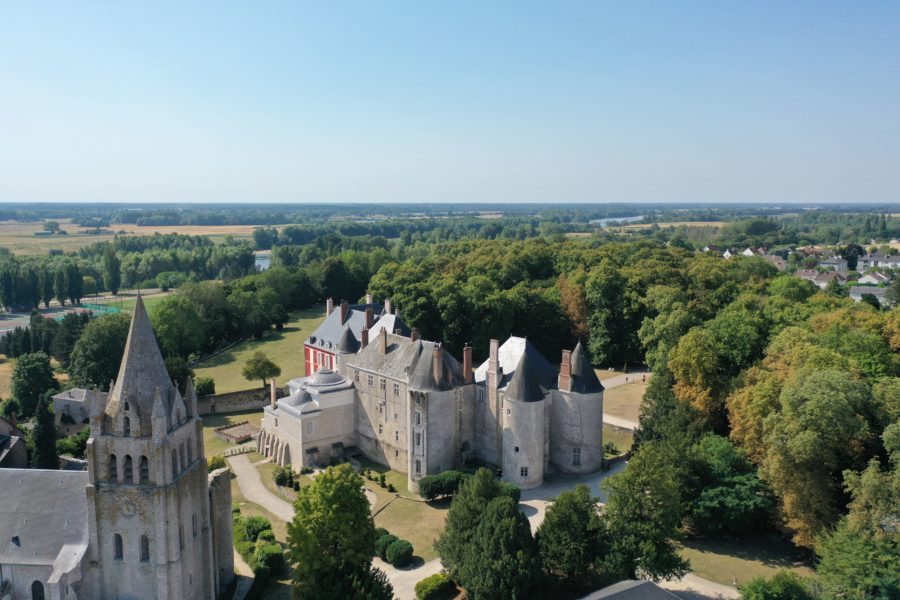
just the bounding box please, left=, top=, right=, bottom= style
left=197, top=387, right=286, bottom=416
left=207, top=467, right=234, bottom=595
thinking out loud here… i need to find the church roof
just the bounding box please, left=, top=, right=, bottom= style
left=570, top=341, right=604, bottom=394
left=336, top=328, right=360, bottom=353
left=0, top=469, right=89, bottom=567
left=504, top=341, right=557, bottom=402
left=104, top=295, right=177, bottom=426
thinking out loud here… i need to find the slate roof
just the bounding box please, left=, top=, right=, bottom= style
left=0, top=435, right=24, bottom=468
left=578, top=580, right=679, bottom=600
left=0, top=469, right=89, bottom=567
left=368, top=313, right=411, bottom=338
left=105, top=294, right=178, bottom=427
left=408, top=342, right=465, bottom=392
left=349, top=332, right=426, bottom=380
left=570, top=341, right=604, bottom=394
left=505, top=341, right=558, bottom=402
left=306, top=303, right=383, bottom=352
left=474, top=336, right=558, bottom=393
left=336, top=328, right=360, bottom=353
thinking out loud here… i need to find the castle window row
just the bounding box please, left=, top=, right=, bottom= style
left=112, top=533, right=151, bottom=562
left=108, top=454, right=150, bottom=484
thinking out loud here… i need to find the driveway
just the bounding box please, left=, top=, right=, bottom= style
left=228, top=454, right=294, bottom=522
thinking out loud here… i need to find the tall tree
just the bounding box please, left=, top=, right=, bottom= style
left=30, top=395, right=58, bottom=469
left=536, top=484, right=607, bottom=585
left=38, top=265, right=54, bottom=308
left=68, top=312, right=131, bottom=388
left=11, top=351, right=58, bottom=418
left=102, top=246, right=121, bottom=295
left=150, top=295, right=204, bottom=359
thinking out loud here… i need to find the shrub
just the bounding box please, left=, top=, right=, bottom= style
left=415, top=572, right=456, bottom=600
left=292, top=480, right=301, bottom=491
left=604, top=441, right=620, bottom=455
left=498, top=481, right=521, bottom=504
left=418, top=470, right=468, bottom=500
left=245, top=564, right=271, bottom=600
left=375, top=527, right=389, bottom=539
left=194, top=376, right=216, bottom=396
left=300, top=465, right=313, bottom=474
left=256, top=529, right=276, bottom=543
left=385, top=539, right=414, bottom=567
left=378, top=473, right=386, bottom=487
left=207, top=455, right=226, bottom=472
left=387, top=483, right=396, bottom=493
left=254, top=543, right=286, bottom=576
left=273, top=466, right=292, bottom=487
left=244, top=516, right=273, bottom=542
left=375, top=534, right=398, bottom=559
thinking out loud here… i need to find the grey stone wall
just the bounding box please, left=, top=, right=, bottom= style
left=208, top=467, right=234, bottom=595
left=548, top=389, right=604, bottom=475
left=197, top=388, right=284, bottom=416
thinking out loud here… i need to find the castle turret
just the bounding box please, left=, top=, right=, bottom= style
left=502, top=346, right=549, bottom=489
left=549, top=341, right=604, bottom=475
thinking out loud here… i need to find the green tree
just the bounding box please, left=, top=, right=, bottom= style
left=601, top=443, right=690, bottom=581
left=300, top=564, right=394, bottom=600
left=741, top=571, right=813, bottom=600
left=11, top=351, right=58, bottom=418
left=288, top=464, right=380, bottom=600
left=102, top=246, right=121, bottom=295
left=150, top=294, right=204, bottom=358
left=1, top=398, right=21, bottom=421
left=30, top=395, right=58, bottom=469
left=536, top=484, right=607, bottom=585
left=457, top=496, right=539, bottom=600
left=886, top=278, right=900, bottom=307
left=242, top=351, right=281, bottom=388
left=68, top=312, right=131, bottom=388
left=43, top=220, right=60, bottom=233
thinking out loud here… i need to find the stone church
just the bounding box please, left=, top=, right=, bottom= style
left=0, top=296, right=233, bottom=600
left=259, top=298, right=605, bottom=491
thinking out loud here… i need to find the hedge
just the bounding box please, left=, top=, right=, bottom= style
left=375, top=527, right=389, bottom=539
left=385, top=539, right=414, bottom=567
left=254, top=542, right=286, bottom=576
left=375, top=534, right=398, bottom=559
left=417, top=470, right=468, bottom=500
left=415, top=573, right=456, bottom=600
left=244, top=516, right=273, bottom=542
left=244, top=564, right=271, bottom=600
left=498, top=481, right=521, bottom=504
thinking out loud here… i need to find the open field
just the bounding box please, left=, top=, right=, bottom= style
left=202, top=409, right=263, bottom=457
left=193, top=307, right=325, bottom=394
left=603, top=382, right=645, bottom=422
left=0, top=357, right=14, bottom=399
left=681, top=535, right=815, bottom=587
left=603, top=424, right=634, bottom=456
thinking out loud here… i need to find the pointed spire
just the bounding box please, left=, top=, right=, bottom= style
left=570, top=341, right=603, bottom=394
left=152, top=387, right=166, bottom=419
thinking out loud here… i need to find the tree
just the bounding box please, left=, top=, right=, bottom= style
left=886, top=277, right=900, bottom=307
left=457, top=496, right=539, bottom=600
left=43, top=221, right=60, bottom=234
left=741, top=571, right=813, bottom=600
left=102, top=246, right=121, bottom=295
left=288, top=464, right=381, bottom=600
left=299, top=563, right=394, bottom=600
left=242, top=351, right=281, bottom=388
left=601, top=443, right=690, bottom=581
left=194, top=376, right=215, bottom=396
left=150, top=295, right=204, bottom=359
left=30, top=395, right=58, bottom=469
left=68, top=312, right=131, bottom=388
left=861, top=292, right=881, bottom=310
left=50, top=312, right=90, bottom=367
left=1, top=398, right=21, bottom=421
left=536, top=484, right=606, bottom=585
left=11, top=351, right=58, bottom=418
left=164, top=355, right=194, bottom=391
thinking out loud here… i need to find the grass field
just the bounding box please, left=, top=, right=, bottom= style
left=681, top=534, right=815, bottom=587
left=612, top=221, right=726, bottom=231
left=193, top=307, right=325, bottom=394
left=603, top=382, right=645, bottom=422
left=0, top=356, right=14, bottom=399
left=105, top=293, right=171, bottom=313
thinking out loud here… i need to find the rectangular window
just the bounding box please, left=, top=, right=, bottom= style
left=378, top=424, right=383, bottom=435
left=395, top=449, right=399, bottom=458
left=306, top=422, right=315, bottom=434
left=380, top=378, right=386, bottom=390
left=415, top=459, right=421, bottom=474
left=507, top=408, right=511, bottom=416
left=520, top=467, right=529, bottom=478
left=393, top=382, right=400, bottom=396
left=395, top=431, right=399, bottom=442
left=414, top=412, right=421, bottom=425
left=394, top=412, right=398, bottom=421
left=572, top=447, right=582, bottom=466
left=415, top=432, right=421, bottom=446
left=367, top=374, right=374, bottom=387
left=514, top=446, right=519, bottom=453
left=477, top=387, right=485, bottom=403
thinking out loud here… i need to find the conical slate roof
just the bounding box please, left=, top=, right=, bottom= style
left=570, top=341, right=604, bottom=393
left=408, top=343, right=464, bottom=392
left=505, top=341, right=557, bottom=402
left=104, top=295, right=177, bottom=426
left=336, top=328, right=360, bottom=353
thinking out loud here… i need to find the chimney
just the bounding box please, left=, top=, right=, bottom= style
left=365, top=307, right=374, bottom=330
left=432, top=344, right=443, bottom=386
left=270, top=379, right=277, bottom=408
left=326, top=297, right=334, bottom=316
left=559, top=349, right=572, bottom=392
left=340, top=300, right=349, bottom=323
left=384, top=298, right=393, bottom=315
left=379, top=331, right=388, bottom=355
left=361, top=328, right=369, bottom=349
left=488, top=339, right=499, bottom=374
left=365, top=292, right=373, bottom=304
left=463, top=344, right=474, bottom=384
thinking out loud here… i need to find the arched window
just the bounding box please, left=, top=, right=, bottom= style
left=172, top=452, right=178, bottom=478
left=31, top=581, right=45, bottom=600
left=108, top=454, right=118, bottom=482
left=140, top=535, right=150, bottom=562
left=192, top=513, right=197, bottom=538
left=123, top=456, right=133, bottom=483
left=139, top=456, right=149, bottom=484
left=114, top=534, right=123, bottom=560
left=123, top=416, right=130, bottom=436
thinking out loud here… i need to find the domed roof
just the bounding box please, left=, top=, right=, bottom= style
left=308, top=368, right=345, bottom=386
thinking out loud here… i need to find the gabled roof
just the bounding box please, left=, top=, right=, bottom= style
left=105, top=294, right=177, bottom=429
left=349, top=332, right=426, bottom=380
left=570, top=341, right=603, bottom=394
left=369, top=313, right=410, bottom=338
left=306, top=302, right=382, bottom=352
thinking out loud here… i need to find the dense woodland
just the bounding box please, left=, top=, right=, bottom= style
left=0, top=207, right=897, bottom=598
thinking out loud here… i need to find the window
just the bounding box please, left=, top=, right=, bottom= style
left=31, top=581, right=45, bottom=600
left=355, top=371, right=360, bottom=382
left=367, top=374, right=374, bottom=387
left=123, top=416, right=130, bottom=436
left=192, top=514, right=198, bottom=538
left=139, top=456, right=149, bottom=484
left=414, top=412, right=421, bottom=425
left=395, top=450, right=399, bottom=458
left=172, top=453, right=179, bottom=478
left=415, top=432, right=421, bottom=447
left=572, top=447, right=582, bottom=466
left=140, top=535, right=150, bottom=562
left=306, top=421, right=315, bottom=434
left=180, top=443, right=186, bottom=471
left=477, top=387, right=485, bottom=403
left=114, top=534, right=123, bottom=560
left=394, top=431, right=399, bottom=442
left=507, top=408, right=511, bottom=416
left=415, top=459, right=421, bottom=474
left=380, top=378, right=386, bottom=390
left=514, top=446, right=519, bottom=453
left=124, top=455, right=133, bottom=483
left=393, top=382, right=400, bottom=396
left=109, top=454, right=118, bottom=482
left=394, top=412, right=398, bottom=421
left=520, top=467, right=529, bottom=478
left=378, top=424, right=383, bottom=435
left=179, top=524, right=184, bottom=550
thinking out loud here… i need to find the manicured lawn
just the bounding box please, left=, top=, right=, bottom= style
left=255, top=459, right=314, bottom=503
left=603, top=382, right=646, bottom=422
left=374, top=496, right=449, bottom=561
left=595, top=368, right=625, bottom=381
left=193, top=307, right=325, bottom=394
left=680, top=534, right=815, bottom=587
left=106, top=293, right=171, bottom=313
left=202, top=409, right=263, bottom=457
left=603, top=425, right=633, bottom=457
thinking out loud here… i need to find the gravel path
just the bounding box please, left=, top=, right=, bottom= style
left=228, top=454, right=294, bottom=522
left=659, top=573, right=741, bottom=599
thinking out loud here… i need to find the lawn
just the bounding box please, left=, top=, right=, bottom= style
left=603, top=382, right=646, bottom=423
left=680, top=534, right=815, bottom=587
left=255, top=459, right=314, bottom=503
left=193, top=307, right=325, bottom=394
left=105, top=293, right=171, bottom=313
left=201, top=409, right=263, bottom=457
left=603, top=424, right=633, bottom=457
left=0, top=356, right=14, bottom=399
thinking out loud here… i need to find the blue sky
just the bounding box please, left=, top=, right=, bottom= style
left=1, top=1, right=898, bottom=204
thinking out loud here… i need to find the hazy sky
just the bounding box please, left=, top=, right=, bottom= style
left=1, top=1, right=898, bottom=204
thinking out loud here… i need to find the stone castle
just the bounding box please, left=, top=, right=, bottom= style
left=0, top=296, right=233, bottom=600
left=259, top=298, right=605, bottom=491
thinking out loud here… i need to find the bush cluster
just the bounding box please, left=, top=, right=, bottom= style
left=207, top=455, right=226, bottom=472
left=414, top=573, right=456, bottom=600
left=417, top=470, right=468, bottom=500
left=374, top=529, right=415, bottom=567
left=363, top=468, right=396, bottom=492
left=232, top=508, right=286, bottom=598
left=273, top=466, right=301, bottom=491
